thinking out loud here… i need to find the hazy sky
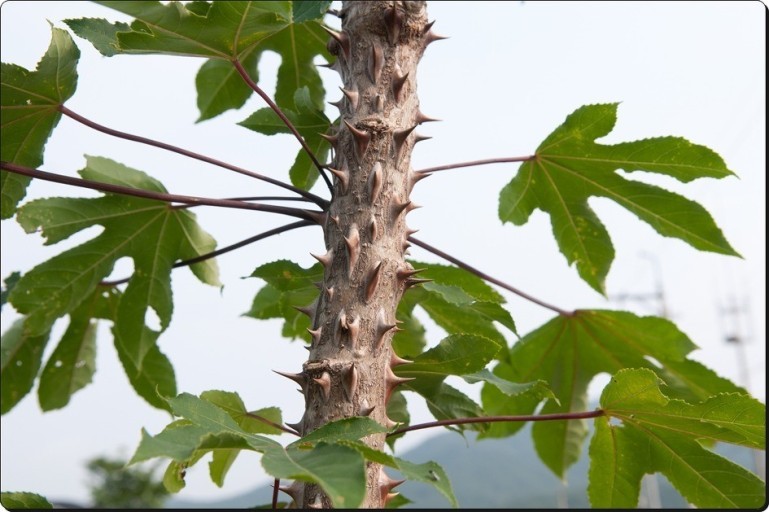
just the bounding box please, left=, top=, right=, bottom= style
left=1, top=1, right=765, bottom=506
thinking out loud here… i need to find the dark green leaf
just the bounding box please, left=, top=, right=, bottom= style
left=262, top=442, right=366, bottom=508
left=239, top=87, right=331, bottom=189
left=194, top=49, right=259, bottom=122
left=0, top=492, right=52, bottom=509
left=499, top=103, right=739, bottom=293
left=1, top=27, right=79, bottom=218
left=1, top=271, right=21, bottom=312
left=292, top=1, right=332, bottom=23
left=589, top=369, right=766, bottom=508
left=93, top=1, right=292, bottom=58
left=9, top=156, right=219, bottom=410
left=0, top=318, right=51, bottom=414
left=394, top=457, right=458, bottom=508
left=397, top=334, right=501, bottom=382
left=406, top=381, right=486, bottom=432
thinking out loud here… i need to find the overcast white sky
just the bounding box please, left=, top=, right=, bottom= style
left=1, top=1, right=765, bottom=507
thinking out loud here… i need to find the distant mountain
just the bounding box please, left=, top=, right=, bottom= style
left=166, top=423, right=763, bottom=508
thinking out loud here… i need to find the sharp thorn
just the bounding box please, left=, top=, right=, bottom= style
left=368, top=161, right=383, bottom=203
left=343, top=119, right=371, bottom=159
left=416, top=110, right=441, bottom=124
left=391, top=69, right=409, bottom=103
left=327, top=166, right=349, bottom=194
left=273, top=370, right=308, bottom=391
left=384, top=4, right=403, bottom=45
left=390, top=351, right=413, bottom=367
left=368, top=44, right=384, bottom=84
left=339, top=86, right=359, bottom=110
left=366, top=261, right=383, bottom=303
left=322, top=26, right=350, bottom=60
left=313, top=371, right=332, bottom=402
left=344, top=223, right=360, bottom=278
left=343, top=362, right=358, bottom=400
left=310, top=248, right=334, bottom=268
left=358, top=399, right=375, bottom=417
left=392, top=124, right=417, bottom=161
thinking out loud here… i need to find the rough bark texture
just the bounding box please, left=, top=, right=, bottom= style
left=279, top=1, right=438, bottom=508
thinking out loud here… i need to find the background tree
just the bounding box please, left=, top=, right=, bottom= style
left=0, top=2, right=760, bottom=510
left=86, top=456, right=169, bottom=509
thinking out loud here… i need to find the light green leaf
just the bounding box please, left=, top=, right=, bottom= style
left=406, top=381, right=486, bottom=432
left=397, top=334, right=501, bottom=382
left=9, top=156, right=219, bottom=410
left=589, top=369, right=766, bottom=508
left=0, top=318, right=51, bottom=415
left=1, top=27, right=79, bottom=218
left=499, top=309, right=742, bottom=477
left=292, top=1, right=333, bottom=23
left=64, top=17, right=130, bottom=56
left=394, top=457, right=458, bottom=508
left=0, top=492, right=52, bottom=509
left=295, top=417, right=389, bottom=446
left=499, top=103, right=739, bottom=293
left=194, top=48, right=259, bottom=122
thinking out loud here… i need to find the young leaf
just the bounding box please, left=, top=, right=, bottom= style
left=245, top=259, right=324, bottom=343
left=1, top=27, right=79, bottom=218
left=497, top=309, right=744, bottom=478
left=589, top=369, right=766, bottom=508
left=499, top=103, right=739, bottom=294
left=9, top=156, right=219, bottom=409
left=0, top=318, right=51, bottom=415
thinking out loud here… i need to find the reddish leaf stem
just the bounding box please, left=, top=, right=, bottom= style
left=1, top=161, right=324, bottom=223
left=409, top=236, right=573, bottom=316
left=243, top=412, right=301, bottom=437
left=58, top=105, right=328, bottom=208
left=231, top=58, right=334, bottom=194
left=99, top=220, right=314, bottom=286
left=272, top=478, right=280, bottom=509
left=416, top=155, right=536, bottom=174
left=387, top=409, right=605, bottom=437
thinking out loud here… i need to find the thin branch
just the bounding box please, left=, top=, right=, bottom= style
left=272, top=479, right=280, bottom=509
left=416, top=155, right=536, bottom=174
left=1, top=161, right=324, bottom=223
left=172, top=195, right=314, bottom=210
left=231, top=57, right=334, bottom=194
left=100, top=220, right=313, bottom=286
left=387, top=409, right=605, bottom=437
left=243, top=412, right=301, bottom=437
left=58, top=105, right=328, bottom=208
left=409, top=236, right=572, bottom=316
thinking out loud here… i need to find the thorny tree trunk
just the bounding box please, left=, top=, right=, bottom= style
left=276, top=1, right=443, bottom=508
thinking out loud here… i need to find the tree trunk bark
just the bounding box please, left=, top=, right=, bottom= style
left=279, top=1, right=437, bottom=508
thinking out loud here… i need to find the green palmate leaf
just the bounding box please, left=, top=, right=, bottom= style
left=0, top=27, right=79, bottom=218
left=69, top=2, right=330, bottom=120
left=9, top=156, right=219, bottom=410
left=0, top=318, right=51, bottom=415
left=499, top=103, right=739, bottom=293
left=489, top=309, right=744, bottom=478
left=391, top=292, right=428, bottom=358
left=0, top=492, right=53, bottom=510
left=37, top=287, right=120, bottom=411
left=292, top=0, right=333, bottom=23
left=239, top=87, right=331, bottom=189
left=245, top=259, right=324, bottom=343
left=92, top=1, right=292, bottom=58
left=295, top=417, right=390, bottom=446
left=394, top=457, right=458, bottom=508
left=589, top=369, right=766, bottom=508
